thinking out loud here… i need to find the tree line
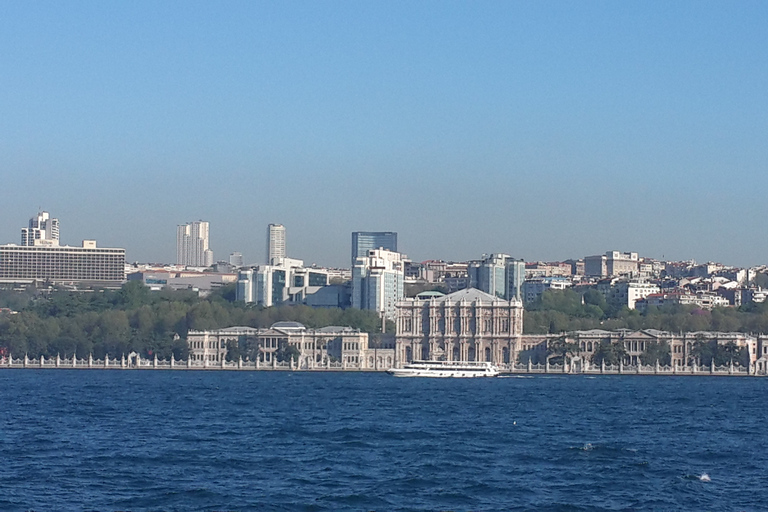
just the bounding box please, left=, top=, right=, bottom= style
left=524, top=288, right=768, bottom=335
left=525, top=288, right=760, bottom=367
left=0, top=282, right=389, bottom=360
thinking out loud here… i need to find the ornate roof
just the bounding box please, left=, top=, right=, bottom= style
left=432, top=287, right=502, bottom=304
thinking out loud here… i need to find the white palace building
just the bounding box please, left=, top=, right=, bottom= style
left=393, top=288, right=524, bottom=366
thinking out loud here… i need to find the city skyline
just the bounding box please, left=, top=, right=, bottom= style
left=1, top=210, right=767, bottom=270
left=2, top=2, right=767, bottom=267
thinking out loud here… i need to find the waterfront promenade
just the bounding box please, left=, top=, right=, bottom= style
left=1, top=354, right=766, bottom=376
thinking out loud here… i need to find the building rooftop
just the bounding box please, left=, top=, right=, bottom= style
left=271, top=321, right=307, bottom=332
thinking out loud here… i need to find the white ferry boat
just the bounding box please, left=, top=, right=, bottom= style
left=387, top=360, right=500, bottom=378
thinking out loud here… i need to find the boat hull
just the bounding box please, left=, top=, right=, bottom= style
left=387, top=368, right=498, bottom=378
left=386, top=361, right=499, bottom=378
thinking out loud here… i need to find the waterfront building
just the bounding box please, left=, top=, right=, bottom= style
left=186, top=322, right=393, bottom=369
left=351, top=249, right=405, bottom=322
left=235, top=258, right=329, bottom=307
left=394, top=288, right=524, bottom=365
left=0, top=240, right=125, bottom=284
left=177, top=221, right=213, bottom=267
left=515, top=329, right=760, bottom=369
left=267, top=224, right=286, bottom=264
left=351, top=231, right=397, bottom=264
left=21, top=211, right=59, bottom=246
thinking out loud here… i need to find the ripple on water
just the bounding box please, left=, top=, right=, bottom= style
left=0, top=371, right=765, bottom=512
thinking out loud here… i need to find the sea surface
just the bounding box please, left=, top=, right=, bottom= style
left=0, top=370, right=765, bottom=512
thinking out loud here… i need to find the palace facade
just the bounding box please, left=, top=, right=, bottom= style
left=187, top=322, right=395, bottom=370
left=394, top=288, right=524, bottom=366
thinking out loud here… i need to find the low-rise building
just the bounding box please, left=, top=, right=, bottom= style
left=236, top=258, right=330, bottom=307
left=637, top=291, right=730, bottom=310
left=523, top=276, right=572, bottom=304
left=186, top=322, right=393, bottom=369
left=597, top=279, right=661, bottom=310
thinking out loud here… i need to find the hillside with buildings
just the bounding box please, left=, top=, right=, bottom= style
left=2, top=214, right=768, bottom=372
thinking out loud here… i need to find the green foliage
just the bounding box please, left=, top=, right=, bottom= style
left=275, top=344, right=301, bottom=363
left=691, top=339, right=749, bottom=367
left=591, top=340, right=628, bottom=366
left=546, top=336, right=580, bottom=365
left=524, top=288, right=768, bottom=336
left=639, top=341, right=671, bottom=365
left=0, top=283, right=386, bottom=359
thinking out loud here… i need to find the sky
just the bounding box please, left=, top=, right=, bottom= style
left=1, top=1, right=767, bottom=268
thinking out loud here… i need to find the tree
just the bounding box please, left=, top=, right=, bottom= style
left=275, top=344, right=301, bottom=363
left=639, top=341, right=671, bottom=365
left=546, top=336, right=579, bottom=365
left=591, top=340, right=628, bottom=366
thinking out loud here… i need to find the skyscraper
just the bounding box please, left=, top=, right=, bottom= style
left=351, top=248, right=405, bottom=321
left=468, top=254, right=525, bottom=301
left=21, top=211, right=59, bottom=246
left=351, top=231, right=397, bottom=264
left=229, top=252, right=244, bottom=267
left=267, top=224, right=286, bottom=264
left=505, top=259, right=526, bottom=301
left=177, top=221, right=213, bottom=267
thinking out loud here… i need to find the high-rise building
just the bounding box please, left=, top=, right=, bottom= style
left=267, top=224, right=286, bottom=264
left=468, top=254, right=526, bottom=301
left=21, top=211, right=59, bottom=246
left=0, top=240, right=125, bottom=284
left=229, top=252, right=244, bottom=267
left=352, top=248, right=405, bottom=321
left=177, top=221, right=213, bottom=267
left=351, top=232, right=397, bottom=265
left=505, top=259, right=526, bottom=301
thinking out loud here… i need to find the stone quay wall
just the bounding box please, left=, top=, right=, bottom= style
left=1, top=354, right=766, bottom=376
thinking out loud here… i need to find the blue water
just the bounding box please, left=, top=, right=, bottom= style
left=0, top=371, right=765, bottom=512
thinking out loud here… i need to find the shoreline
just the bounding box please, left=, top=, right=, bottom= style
left=1, top=356, right=764, bottom=376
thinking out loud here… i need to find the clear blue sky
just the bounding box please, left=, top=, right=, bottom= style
left=1, top=1, right=766, bottom=267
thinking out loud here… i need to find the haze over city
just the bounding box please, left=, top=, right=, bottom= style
left=2, top=1, right=766, bottom=267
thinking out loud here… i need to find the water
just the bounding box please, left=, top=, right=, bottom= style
left=1, top=370, right=765, bottom=511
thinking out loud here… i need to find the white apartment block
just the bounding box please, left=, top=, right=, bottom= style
left=177, top=221, right=213, bottom=267
left=597, top=280, right=661, bottom=309
left=21, top=211, right=60, bottom=246
left=352, top=249, right=405, bottom=321
left=267, top=224, right=286, bottom=264
left=236, top=258, right=329, bottom=307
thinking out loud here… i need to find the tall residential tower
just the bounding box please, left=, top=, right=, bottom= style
left=21, top=211, right=59, bottom=246
left=351, top=248, right=405, bottom=322
left=267, top=223, right=286, bottom=264
left=177, top=221, right=213, bottom=267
